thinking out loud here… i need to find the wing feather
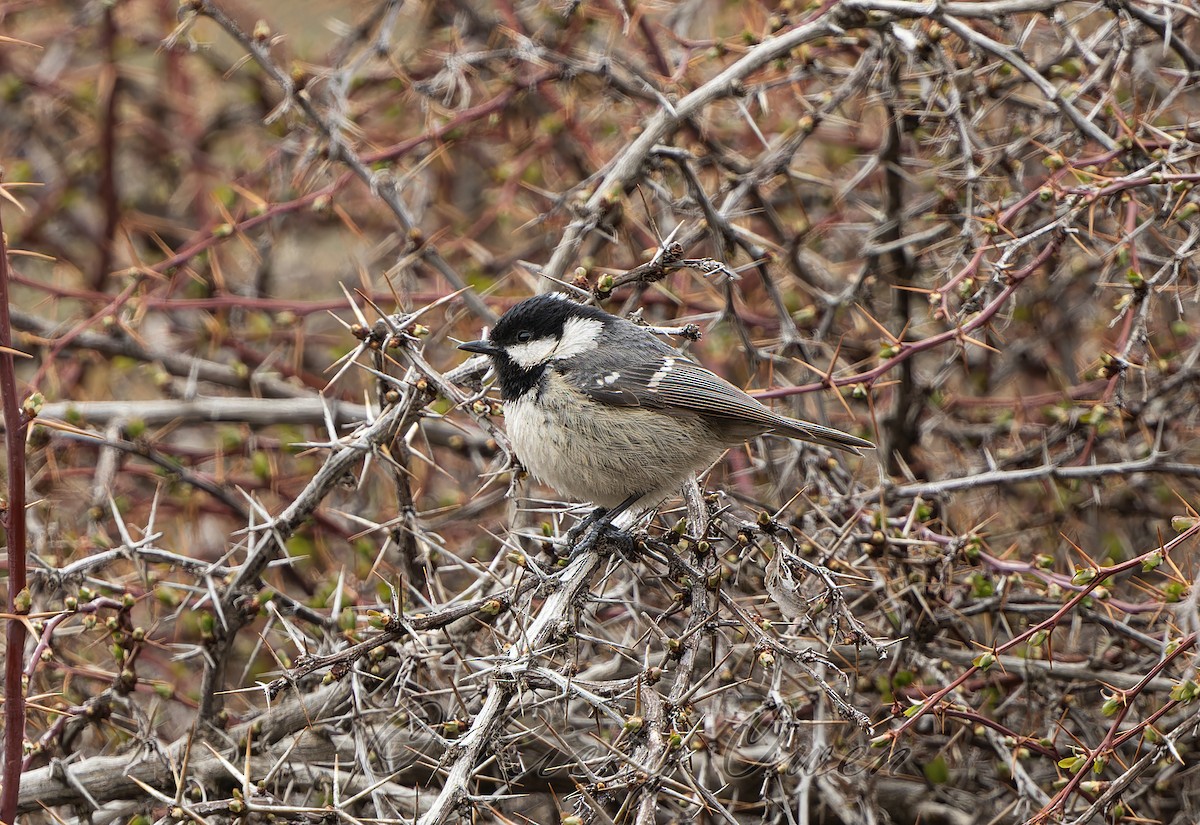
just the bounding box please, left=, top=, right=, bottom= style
left=575, top=356, right=873, bottom=452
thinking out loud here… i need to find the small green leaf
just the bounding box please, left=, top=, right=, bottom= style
left=1071, top=567, right=1097, bottom=586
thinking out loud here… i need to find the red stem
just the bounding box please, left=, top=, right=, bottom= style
left=0, top=170, right=29, bottom=825
left=1038, top=633, right=1197, bottom=819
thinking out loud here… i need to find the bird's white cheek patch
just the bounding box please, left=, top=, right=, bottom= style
left=506, top=337, right=559, bottom=369
left=504, top=317, right=603, bottom=369
left=553, top=317, right=604, bottom=360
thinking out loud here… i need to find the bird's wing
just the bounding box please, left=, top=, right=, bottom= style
left=574, top=355, right=872, bottom=452
left=579, top=355, right=768, bottom=416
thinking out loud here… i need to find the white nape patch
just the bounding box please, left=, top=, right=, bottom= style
left=647, top=357, right=675, bottom=389
left=506, top=336, right=560, bottom=369
left=552, top=317, right=604, bottom=360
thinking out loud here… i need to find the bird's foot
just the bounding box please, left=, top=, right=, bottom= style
left=567, top=506, right=640, bottom=557
left=565, top=493, right=643, bottom=557
left=570, top=523, right=634, bottom=556
left=566, top=505, right=608, bottom=547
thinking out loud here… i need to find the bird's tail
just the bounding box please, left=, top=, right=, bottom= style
left=777, top=417, right=875, bottom=455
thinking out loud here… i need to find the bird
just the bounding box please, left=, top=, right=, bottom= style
left=459, top=293, right=873, bottom=540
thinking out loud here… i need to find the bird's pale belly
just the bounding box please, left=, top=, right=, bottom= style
left=503, top=377, right=723, bottom=509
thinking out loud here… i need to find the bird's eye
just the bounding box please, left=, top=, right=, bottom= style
left=516, top=330, right=533, bottom=343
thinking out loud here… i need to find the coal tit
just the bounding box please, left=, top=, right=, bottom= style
left=460, top=294, right=874, bottom=517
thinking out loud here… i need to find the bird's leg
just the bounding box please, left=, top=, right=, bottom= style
left=569, top=493, right=641, bottom=555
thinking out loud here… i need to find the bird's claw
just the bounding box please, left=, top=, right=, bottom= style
left=566, top=506, right=608, bottom=546
left=570, top=523, right=634, bottom=556
left=565, top=493, right=643, bottom=557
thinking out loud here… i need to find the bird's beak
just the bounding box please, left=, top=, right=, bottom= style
left=458, top=339, right=500, bottom=356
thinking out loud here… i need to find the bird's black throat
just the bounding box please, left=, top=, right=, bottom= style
left=492, top=352, right=546, bottom=400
